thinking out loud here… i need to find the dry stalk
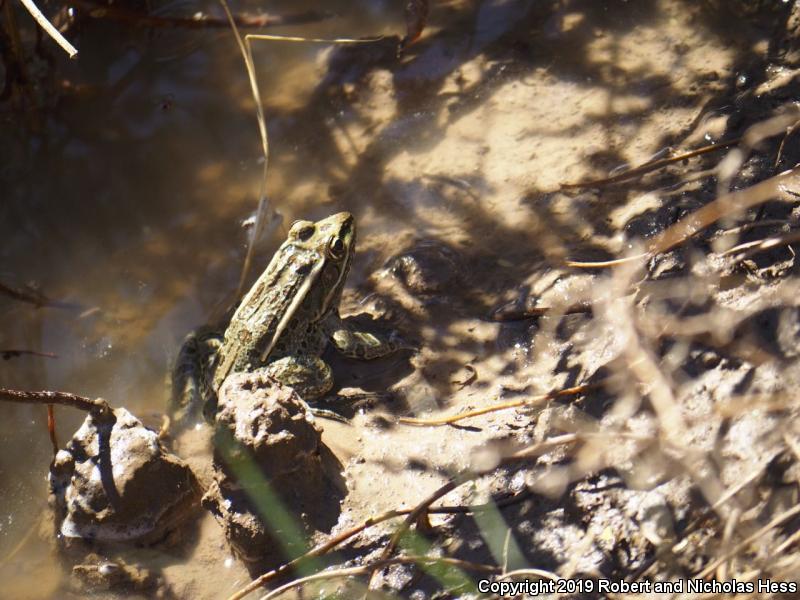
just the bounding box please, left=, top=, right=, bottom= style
left=366, top=434, right=581, bottom=591
left=0, top=349, right=57, bottom=359
left=560, top=137, right=740, bottom=190
left=18, top=0, right=77, bottom=57
left=0, top=388, right=113, bottom=420
left=68, top=0, right=330, bottom=30
left=257, top=556, right=498, bottom=600
left=0, top=279, right=76, bottom=308
left=718, top=229, right=800, bottom=261
left=228, top=489, right=531, bottom=600
left=566, top=166, right=800, bottom=269
left=694, top=503, right=800, bottom=580
left=217, top=0, right=278, bottom=298
left=219, top=0, right=389, bottom=296
left=398, top=382, right=600, bottom=426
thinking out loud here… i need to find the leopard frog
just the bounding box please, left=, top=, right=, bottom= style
left=171, top=212, right=402, bottom=422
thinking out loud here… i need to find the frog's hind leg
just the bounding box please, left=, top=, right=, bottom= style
left=326, top=313, right=409, bottom=360
left=170, top=327, right=223, bottom=424
left=263, top=355, right=333, bottom=403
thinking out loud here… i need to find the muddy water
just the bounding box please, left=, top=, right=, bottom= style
left=0, top=0, right=770, bottom=597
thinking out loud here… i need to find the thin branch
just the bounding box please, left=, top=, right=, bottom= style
left=367, top=434, right=580, bottom=590
left=566, top=166, right=800, bottom=269
left=229, top=488, right=532, bottom=600
left=18, top=0, right=77, bottom=57
left=218, top=0, right=277, bottom=298
left=69, top=0, right=331, bottom=30
left=258, top=556, right=498, bottom=600
left=0, top=388, right=114, bottom=421
left=0, top=349, right=57, bottom=360
left=695, top=503, right=800, bottom=580
left=0, top=280, right=76, bottom=308
left=559, top=138, right=740, bottom=190
left=246, top=33, right=385, bottom=44
left=398, top=383, right=600, bottom=426
left=489, top=301, right=593, bottom=322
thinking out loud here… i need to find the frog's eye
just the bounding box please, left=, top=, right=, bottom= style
left=327, top=236, right=346, bottom=259
left=291, top=222, right=315, bottom=241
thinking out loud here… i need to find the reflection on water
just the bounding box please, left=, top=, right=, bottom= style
left=1, top=1, right=403, bottom=592
left=0, top=0, right=763, bottom=596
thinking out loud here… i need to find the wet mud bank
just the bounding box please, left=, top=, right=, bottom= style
left=5, top=0, right=800, bottom=598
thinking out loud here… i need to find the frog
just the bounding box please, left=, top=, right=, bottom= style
left=171, top=212, right=405, bottom=423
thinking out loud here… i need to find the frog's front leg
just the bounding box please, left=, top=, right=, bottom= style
left=325, top=312, right=407, bottom=360
left=262, top=355, right=333, bottom=404
left=170, top=327, right=223, bottom=423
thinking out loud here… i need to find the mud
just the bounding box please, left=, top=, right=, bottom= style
left=4, top=0, right=800, bottom=598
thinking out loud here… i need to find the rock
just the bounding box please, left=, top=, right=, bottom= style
left=48, top=407, right=201, bottom=549
left=202, top=373, right=345, bottom=571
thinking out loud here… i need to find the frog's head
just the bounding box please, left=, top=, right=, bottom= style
left=287, top=211, right=356, bottom=319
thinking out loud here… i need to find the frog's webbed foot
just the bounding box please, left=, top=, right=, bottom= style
left=170, top=327, right=222, bottom=424
left=326, top=313, right=414, bottom=359
left=257, top=356, right=347, bottom=421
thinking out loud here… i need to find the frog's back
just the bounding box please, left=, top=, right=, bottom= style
left=212, top=243, right=319, bottom=389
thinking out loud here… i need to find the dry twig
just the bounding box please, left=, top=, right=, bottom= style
left=367, top=434, right=581, bottom=591
left=228, top=490, right=531, bottom=600
left=258, top=556, right=497, bottom=600
left=398, top=382, right=599, bottom=426
left=18, top=0, right=77, bottom=57
left=0, top=349, right=57, bottom=360
left=68, top=0, right=330, bottom=30
left=559, top=138, right=740, bottom=190
left=0, top=388, right=113, bottom=419
left=0, top=280, right=77, bottom=308
left=566, top=166, right=800, bottom=268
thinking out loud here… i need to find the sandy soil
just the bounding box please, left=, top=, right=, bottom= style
left=5, top=0, right=800, bottom=598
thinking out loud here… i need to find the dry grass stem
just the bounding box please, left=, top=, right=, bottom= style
left=0, top=388, right=113, bottom=419
left=69, top=0, right=330, bottom=30
left=18, top=0, right=77, bottom=57
left=718, top=229, right=800, bottom=260
left=0, top=349, right=57, bottom=359
left=695, top=503, right=800, bottom=580
left=218, top=0, right=277, bottom=297
left=245, top=34, right=385, bottom=44
left=398, top=383, right=600, bottom=426
left=257, top=556, right=497, bottom=600
left=229, top=489, right=532, bottom=600
left=567, top=166, right=800, bottom=269
left=560, top=137, right=740, bottom=190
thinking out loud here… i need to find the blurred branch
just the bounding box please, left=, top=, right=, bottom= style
left=560, top=137, right=740, bottom=190
left=398, top=382, right=600, bottom=426
left=368, top=434, right=581, bottom=591
left=229, top=489, right=531, bottom=599
left=69, top=0, right=332, bottom=30
left=18, top=0, right=77, bottom=57
left=566, top=166, right=800, bottom=268
left=0, top=348, right=57, bottom=360
left=0, top=279, right=79, bottom=308
left=259, top=556, right=497, bottom=600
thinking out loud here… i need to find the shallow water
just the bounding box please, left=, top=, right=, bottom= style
left=0, top=0, right=771, bottom=597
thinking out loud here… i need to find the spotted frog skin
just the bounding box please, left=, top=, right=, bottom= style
left=171, top=212, right=403, bottom=421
